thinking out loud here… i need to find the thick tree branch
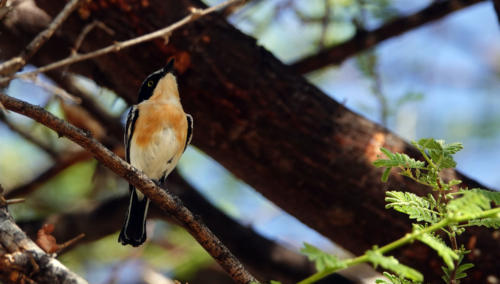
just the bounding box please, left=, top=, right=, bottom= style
left=1, top=0, right=498, bottom=282
left=493, top=0, right=500, bottom=24
left=0, top=189, right=88, bottom=284
left=0, top=93, right=258, bottom=284
left=6, top=71, right=350, bottom=282
left=291, top=0, right=486, bottom=74
left=17, top=171, right=354, bottom=283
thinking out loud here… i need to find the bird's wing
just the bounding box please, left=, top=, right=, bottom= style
left=184, top=113, right=193, bottom=152
left=124, top=105, right=139, bottom=163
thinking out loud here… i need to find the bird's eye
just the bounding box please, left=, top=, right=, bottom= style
left=147, top=80, right=154, bottom=87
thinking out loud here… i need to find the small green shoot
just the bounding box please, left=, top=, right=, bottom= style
left=298, top=138, right=500, bottom=284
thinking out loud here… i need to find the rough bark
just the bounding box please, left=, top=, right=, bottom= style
left=0, top=93, right=259, bottom=284
left=7, top=73, right=351, bottom=282
left=18, top=172, right=354, bottom=284
left=1, top=0, right=498, bottom=282
left=0, top=192, right=88, bottom=284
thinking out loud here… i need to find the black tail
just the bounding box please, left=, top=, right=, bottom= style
left=119, top=186, right=150, bottom=247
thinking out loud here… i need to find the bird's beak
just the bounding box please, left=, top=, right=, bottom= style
left=161, top=58, right=175, bottom=76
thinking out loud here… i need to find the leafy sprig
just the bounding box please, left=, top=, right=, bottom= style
left=300, top=243, right=346, bottom=272
left=298, top=138, right=500, bottom=284
left=385, top=191, right=440, bottom=223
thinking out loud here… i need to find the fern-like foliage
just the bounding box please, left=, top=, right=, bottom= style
left=441, top=252, right=474, bottom=284
left=366, top=250, right=423, bottom=282
left=468, top=218, right=500, bottom=229
left=376, top=272, right=421, bottom=284
left=413, top=139, right=463, bottom=169
left=413, top=225, right=458, bottom=269
left=300, top=243, right=346, bottom=272
left=374, top=148, right=427, bottom=169
left=299, top=139, right=497, bottom=284
left=374, top=148, right=426, bottom=182
left=447, top=191, right=491, bottom=218
left=469, top=188, right=500, bottom=205
left=385, top=191, right=440, bottom=223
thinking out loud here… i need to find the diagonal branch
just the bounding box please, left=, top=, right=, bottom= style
left=0, top=0, right=84, bottom=78
left=0, top=0, right=244, bottom=85
left=17, top=171, right=328, bottom=283
left=0, top=187, right=88, bottom=284
left=493, top=0, right=500, bottom=24
left=291, top=0, right=485, bottom=74
left=0, top=93, right=258, bottom=284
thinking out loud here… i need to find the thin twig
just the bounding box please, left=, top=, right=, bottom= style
left=55, top=233, right=85, bottom=254
left=6, top=198, right=25, bottom=205
left=291, top=0, right=485, bottom=74
left=18, top=172, right=320, bottom=282
left=318, top=0, right=331, bottom=49
left=62, top=20, right=115, bottom=74
left=0, top=0, right=84, bottom=78
left=0, top=0, right=244, bottom=84
left=0, top=93, right=259, bottom=284
left=72, top=20, right=115, bottom=55
left=21, top=76, right=81, bottom=104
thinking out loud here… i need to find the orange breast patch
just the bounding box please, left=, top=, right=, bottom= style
left=134, top=102, right=188, bottom=147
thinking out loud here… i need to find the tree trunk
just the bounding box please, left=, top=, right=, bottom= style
left=1, top=0, right=498, bottom=282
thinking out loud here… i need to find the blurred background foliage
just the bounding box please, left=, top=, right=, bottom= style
left=1, top=0, right=499, bottom=282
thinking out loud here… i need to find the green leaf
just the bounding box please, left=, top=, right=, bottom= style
left=470, top=188, right=500, bottom=205
left=415, top=138, right=443, bottom=152
left=381, top=167, right=391, bottom=182
left=468, top=218, right=500, bottom=229
left=442, top=142, right=464, bottom=155
left=426, top=194, right=437, bottom=208
left=385, top=191, right=440, bottom=223
left=413, top=225, right=458, bottom=268
left=300, top=243, right=345, bottom=272
left=270, top=281, right=282, bottom=284
left=377, top=272, right=420, bottom=284
left=366, top=250, right=423, bottom=282
left=414, top=139, right=462, bottom=169
left=454, top=263, right=473, bottom=280
left=380, top=147, right=394, bottom=158
left=447, top=191, right=491, bottom=219
left=436, top=155, right=456, bottom=169
left=448, top=179, right=462, bottom=187
left=442, top=256, right=474, bottom=283
left=373, top=148, right=426, bottom=169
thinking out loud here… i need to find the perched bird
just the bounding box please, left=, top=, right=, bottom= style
left=119, top=59, right=193, bottom=247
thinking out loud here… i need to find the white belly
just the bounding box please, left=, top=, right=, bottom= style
left=129, top=127, right=182, bottom=181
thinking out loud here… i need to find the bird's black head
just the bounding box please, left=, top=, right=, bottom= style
left=137, top=58, right=175, bottom=103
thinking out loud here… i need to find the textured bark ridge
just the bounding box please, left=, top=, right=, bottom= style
left=0, top=197, right=88, bottom=284
left=0, top=0, right=498, bottom=282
